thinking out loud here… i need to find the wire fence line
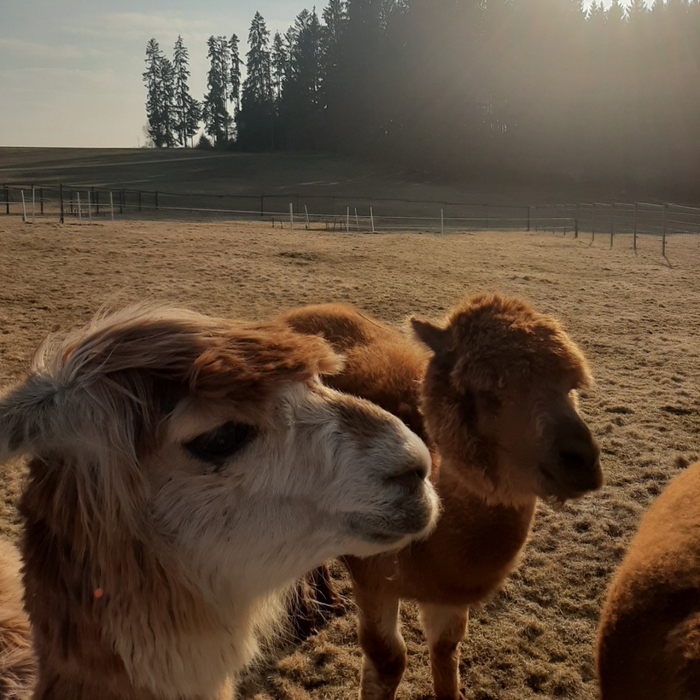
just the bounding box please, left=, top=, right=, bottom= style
left=2, top=184, right=699, bottom=254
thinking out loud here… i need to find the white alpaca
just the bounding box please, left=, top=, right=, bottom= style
left=0, top=306, right=438, bottom=700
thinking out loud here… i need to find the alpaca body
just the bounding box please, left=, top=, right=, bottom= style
left=282, top=298, right=602, bottom=700
left=597, top=460, right=700, bottom=700
left=0, top=306, right=438, bottom=700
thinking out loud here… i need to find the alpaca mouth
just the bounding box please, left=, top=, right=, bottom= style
left=539, top=462, right=603, bottom=502
left=345, top=501, right=437, bottom=547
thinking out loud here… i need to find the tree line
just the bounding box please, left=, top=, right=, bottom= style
left=144, top=0, right=700, bottom=189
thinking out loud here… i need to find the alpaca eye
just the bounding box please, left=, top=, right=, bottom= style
left=184, top=422, right=257, bottom=470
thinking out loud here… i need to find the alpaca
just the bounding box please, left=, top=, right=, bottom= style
left=596, top=460, right=700, bottom=700
left=281, top=294, right=603, bottom=700
left=0, top=306, right=439, bottom=700
left=0, top=539, right=34, bottom=700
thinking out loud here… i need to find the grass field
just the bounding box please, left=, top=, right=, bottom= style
left=0, top=147, right=657, bottom=207
left=0, top=213, right=698, bottom=699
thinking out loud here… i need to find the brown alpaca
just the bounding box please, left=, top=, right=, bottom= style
left=0, top=306, right=439, bottom=700
left=281, top=294, right=603, bottom=700
left=596, top=460, right=700, bottom=700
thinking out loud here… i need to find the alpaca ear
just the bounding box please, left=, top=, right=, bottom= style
left=411, top=318, right=453, bottom=356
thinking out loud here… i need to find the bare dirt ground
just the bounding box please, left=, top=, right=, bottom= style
left=0, top=216, right=698, bottom=699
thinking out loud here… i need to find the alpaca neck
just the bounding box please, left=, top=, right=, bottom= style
left=395, top=459, right=537, bottom=605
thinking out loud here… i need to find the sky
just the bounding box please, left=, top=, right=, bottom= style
left=0, top=0, right=634, bottom=149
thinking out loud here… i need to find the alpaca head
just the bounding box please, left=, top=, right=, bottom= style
left=0, top=306, right=437, bottom=693
left=412, top=294, right=602, bottom=507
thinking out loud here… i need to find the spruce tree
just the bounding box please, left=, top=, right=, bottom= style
left=276, top=9, right=324, bottom=149
left=173, top=36, right=202, bottom=147
left=159, top=57, right=177, bottom=147
left=202, top=36, right=232, bottom=146
left=229, top=34, right=243, bottom=116
left=143, top=39, right=168, bottom=147
left=271, top=32, right=287, bottom=101
left=237, top=13, right=274, bottom=149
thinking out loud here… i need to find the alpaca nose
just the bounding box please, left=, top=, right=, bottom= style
left=388, top=462, right=430, bottom=492
left=556, top=425, right=603, bottom=491
left=559, top=436, right=600, bottom=468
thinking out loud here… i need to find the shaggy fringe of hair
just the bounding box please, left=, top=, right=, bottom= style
left=0, top=540, right=35, bottom=700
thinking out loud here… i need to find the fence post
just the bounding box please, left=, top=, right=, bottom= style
left=87, top=191, right=92, bottom=225
left=633, top=202, right=638, bottom=252
left=575, top=204, right=579, bottom=238
left=94, top=189, right=99, bottom=216
left=370, top=207, right=375, bottom=233
left=21, top=191, right=26, bottom=222
left=260, top=195, right=264, bottom=218
left=610, top=203, right=614, bottom=249
left=120, top=189, right=124, bottom=214
left=77, top=192, right=82, bottom=224
left=109, top=192, right=115, bottom=224
left=305, top=205, right=310, bottom=230
left=155, top=191, right=159, bottom=211
left=59, top=184, right=64, bottom=224
left=138, top=190, right=142, bottom=213
left=31, top=186, right=35, bottom=224
left=662, top=203, right=668, bottom=256
left=346, top=207, right=350, bottom=233
left=441, top=208, right=444, bottom=235
left=289, top=203, right=294, bottom=232
left=592, top=203, right=596, bottom=241
left=40, top=188, right=44, bottom=216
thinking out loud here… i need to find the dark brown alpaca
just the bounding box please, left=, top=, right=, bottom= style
left=0, top=306, right=438, bottom=700
left=281, top=294, right=603, bottom=700
left=596, top=460, right=700, bottom=700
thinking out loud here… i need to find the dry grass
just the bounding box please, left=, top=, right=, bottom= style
left=0, top=216, right=698, bottom=699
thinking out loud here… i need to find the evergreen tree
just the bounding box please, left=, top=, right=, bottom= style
left=271, top=32, right=287, bottom=100
left=143, top=39, right=170, bottom=148
left=625, top=0, right=647, bottom=23
left=277, top=9, right=324, bottom=149
left=237, top=13, right=274, bottom=149
left=229, top=34, right=243, bottom=116
left=159, top=57, right=177, bottom=147
left=173, top=36, right=201, bottom=147
left=202, top=36, right=232, bottom=146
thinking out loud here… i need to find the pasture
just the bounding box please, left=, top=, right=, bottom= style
left=0, top=215, right=698, bottom=699
left=0, top=147, right=655, bottom=206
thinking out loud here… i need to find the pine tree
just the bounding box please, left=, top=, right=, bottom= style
left=159, top=57, right=177, bottom=147
left=625, top=0, right=647, bottom=24
left=143, top=39, right=168, bottom=147
left=243, top=12, right=272, bottom=103
left=173, top=36, right=201, bottom=147
left=271, top=32, right=287, bottom=100
left=237, top=13, right=274, bottom=149
left=276, top=9, right=324, bottom=149
left=229, top=34, right=243, bottom=116
left=202, top=36, right=232, bottom=146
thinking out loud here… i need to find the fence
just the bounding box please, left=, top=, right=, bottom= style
left=2, top=184, right=699, bottom=253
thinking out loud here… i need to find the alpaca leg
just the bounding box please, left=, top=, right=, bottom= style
left=419, top=603, right=469, bottom=700
left=354, top=586, right=406, bottom=700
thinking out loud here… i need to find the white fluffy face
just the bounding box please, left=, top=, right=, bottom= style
left=145, top=379, right=438, bottom=597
